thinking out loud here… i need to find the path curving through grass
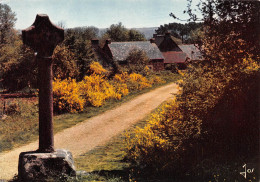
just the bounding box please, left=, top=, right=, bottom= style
left=0, top=83, right=178, bottom=180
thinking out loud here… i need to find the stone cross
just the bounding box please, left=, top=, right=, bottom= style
left=22, top=14, right=64, bottom=152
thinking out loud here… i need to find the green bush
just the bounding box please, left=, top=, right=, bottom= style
left=126, top=57, right=259, bottom=179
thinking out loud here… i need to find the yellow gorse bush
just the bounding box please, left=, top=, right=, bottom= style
left=79, top=74, right=120, bottom=107
left=113, top=72, right=155, bottom=91
left=88, top=61, right=108, bottom=75
left=126, top=98, right=187, bottom=168
left=53, top=62, right=167, bottom=112
left=53, top=78, right=85, bottom=113
left=113, top=72, right=128, bottom=83
left=149, top=75, right=166, bottom=85
left=128, top=73, right=152, bottom=90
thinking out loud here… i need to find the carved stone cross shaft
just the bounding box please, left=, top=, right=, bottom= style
left=22, top=14, right=64, bottom=152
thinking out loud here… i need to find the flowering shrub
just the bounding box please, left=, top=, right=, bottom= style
left=125, top=98, right=196, bottom=172
left=113, top=72, right=129, bottom=83
left=88, top=61, right=108, bottom=75
left=113, top=83, right=129, bottom=97
left=148, top=75, right=166, bottom=85
left=53, top=62, right=168, bottom=112
left=125, top=56, right=259, bottom=175
left=113, top=72, right=152, bottom=91
left=128, top=73, right=152, bottom=90
left=53, top=78, right=85, bottom=113
left=79, top=74, right=120, bottom=107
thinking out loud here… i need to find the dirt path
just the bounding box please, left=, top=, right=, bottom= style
left=0, top=83, right=178, bottom=180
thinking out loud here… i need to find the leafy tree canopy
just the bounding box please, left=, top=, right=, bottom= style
left=171, top=0, right=260, bottom=62
left=0, top=3, right=16, bottom=45
left=125, top=49, right=149, bottom=75
left=103, top=22, right=146, bottom=42
left=64, top=26, right=99, bottom=49
left=156, top=22, right=202, bottom=44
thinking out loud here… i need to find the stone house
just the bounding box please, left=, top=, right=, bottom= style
left=102, top=39, right=165, bottom=71
left=91, top=39, right=114, bottom=68
left=153, top=32, right=203, bottom=69
left=91, top=32, right=202, bottom=72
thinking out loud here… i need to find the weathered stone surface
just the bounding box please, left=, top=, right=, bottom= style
left=22, top=14, right=64, bottom=152
left=22, top=14, right=64, bottom=57
left=18, top=149, right=76, bottom=181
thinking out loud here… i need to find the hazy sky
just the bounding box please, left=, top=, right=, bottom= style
left=1, top=0, right=200, bottom=29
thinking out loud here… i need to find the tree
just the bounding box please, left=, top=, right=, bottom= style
left=0, top=38, right=36, bottom=91
left=125, top=49, right=149, bottom=74
left=0, top=3, right=18, bottom=80
left=175, top=0, right=260, bottom=176
left=0, top=3, right=16, bottom=45
left=105, top=22, right=129, bottom=42
left=175, top=0, right=260, bottom=62
left=52, top=44, right=79, bottom=80
left=64, top=27, right=99, bottom=80
left=76, top=40, right=98, bottom=80
left=64, top=26, right=99, bottom=48
left=128, top=29, right=146, bottom=41
left=103, top=23, right=146, bottom=42
left=156, top=22, right=202, bottom=43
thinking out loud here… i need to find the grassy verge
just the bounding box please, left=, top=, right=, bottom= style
left=71, top=100, right=179, bottom=182
left=0, top=98, right=39, bottom=152
left=0, top=73, right=181, bottom=153
left=67, top=104, right=163, bottom=182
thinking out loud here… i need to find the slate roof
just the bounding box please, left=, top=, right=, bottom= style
left=158, top=35, right=182, bottom=52
left=92, top=45, right=114, bottom=68
left=154, top=35, right=164, bottom=47
left=162, top=51, right=188, bottom=64
left=178, top=44, right=203, bottom=60
left=108, top=41, right=164, bottom=61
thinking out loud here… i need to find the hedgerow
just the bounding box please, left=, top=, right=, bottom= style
left=53, top=62, right=166, bottom=113
left=125, top=56, right=259, bottom=178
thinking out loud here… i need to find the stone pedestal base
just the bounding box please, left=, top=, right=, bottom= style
left=18, top=149, right=76, bottom=181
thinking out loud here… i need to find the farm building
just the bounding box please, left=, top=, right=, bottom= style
left=103, top=39, right=165, bottom=71
left=178, top=44, right=203, bottom=61
left=154, top=32, right=203, bottom=69
left=157, top=32, right=182, bottom=52
left=91, top=39, right=115, bottom=68
left=91, top=32, right=202, bottom=72
left=162, top=51, right=188, bottom=69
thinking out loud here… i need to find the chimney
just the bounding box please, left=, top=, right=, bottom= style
left=105, top=39, right=111, bottom=44
left=91, top=39, right=99, bottom=47
left=150, top=38, right=155, bottom=43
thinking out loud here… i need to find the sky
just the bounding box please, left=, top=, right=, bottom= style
left=0, top=0, right=201, bottom=29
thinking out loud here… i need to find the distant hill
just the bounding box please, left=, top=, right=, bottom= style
left=132, top=27, right=158, bottom=39
left=98, top=27, right=158, bottom=40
